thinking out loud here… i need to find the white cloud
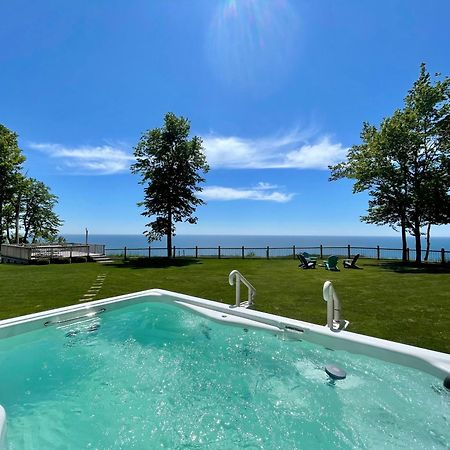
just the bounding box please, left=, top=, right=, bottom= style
left=28, top=142, right=134, bottom=175
left=202, top=131, right=347, bottom=170
left=284, top=138, right=347, bottom=169
left=28, top=128, right=347, bottom=174
left=254, top=182, right=279, bottom=190
left=202, top=184, right=294, bottom=203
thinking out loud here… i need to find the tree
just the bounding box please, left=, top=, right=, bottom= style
left=2, top=201, right=15, bottom=243
left=330, top=114, right=414, bottom=262
left=403, top=64, right=450, bottom=262
left=0, top=125, right=26, bottom=243
left=11, top=174, right=29, bottom=244
left=21, top=179, right=63, bottom=243
left=330, top=64, right=450, bottom=263
left=131, top=113, right=209, bottom=257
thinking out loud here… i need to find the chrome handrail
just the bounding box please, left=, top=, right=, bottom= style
left=228, top=270, right=256, bottom=308
left=44, top=308, right=106, bottom=327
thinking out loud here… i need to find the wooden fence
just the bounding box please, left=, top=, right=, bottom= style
left=105, top=244, right=449, bottom=264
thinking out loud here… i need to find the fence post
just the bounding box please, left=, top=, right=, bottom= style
left=195, top=245, right=198, bottom=259
left=320, top=244, right=323, bottom=259
left=69, top=246, right=73, bottom=261
left=293, top=245, right=296, bottom=259
left=347, top=244, right=351, bottom=258
left=148, top=246, right=151, bottom=258
left=406, top=247, right=410, bottom=262
left=173, top=246, right=176, bottom=258
left=124, top=246, right=127, bottom=261
left=377, top=245, right=380, bottom=260
left=218, top=246, right=221, bottom=259
left=266, top=246, right=269, bottom=259
left=242, top=246, right=245, bottom=259
left=441, top=248, right=446, bottom=264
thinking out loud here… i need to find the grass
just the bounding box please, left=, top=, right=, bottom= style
left=1, top=257, right=449, bottom=353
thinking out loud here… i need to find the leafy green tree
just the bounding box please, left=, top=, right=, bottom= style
left=21, top=179, right=63, bottom=243
left=331, top=64, right=450, bottom=264
left=131, top=113, right=209, bottom=257
left=0, top=125, right=26, bottom=243
left=330, top=114, right=414, bottom=261
left=403, top=64, right=450, bottom=262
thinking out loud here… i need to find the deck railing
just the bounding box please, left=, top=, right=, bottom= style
left=0, top=244, right=32, bottom=261
left=30, top=245, right=90, bottom=259
left=0, top=243, right=105, bottom=261
left=105, top=244, right=449, bottom=264
left=2, top=242, right=446, bottom=264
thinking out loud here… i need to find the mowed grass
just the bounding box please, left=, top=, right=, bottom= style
left=0, top=258, right=449, bottom=353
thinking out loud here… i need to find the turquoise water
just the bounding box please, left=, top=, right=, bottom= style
left=0, top=302, right=449, bottom=449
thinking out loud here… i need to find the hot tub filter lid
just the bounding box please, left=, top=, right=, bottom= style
left=325, top=364, right=347, bottom=380
left=444, top=375, right=450, bottom=390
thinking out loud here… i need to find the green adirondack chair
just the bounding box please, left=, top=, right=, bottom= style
left=323, top=255, right=339, bottom=271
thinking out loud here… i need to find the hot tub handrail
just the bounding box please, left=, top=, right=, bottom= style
left=323, top=281, right=349, bottom=331
left=43, top=308, right=106, bottom=327
left=228, top=270, right=256, bottom=308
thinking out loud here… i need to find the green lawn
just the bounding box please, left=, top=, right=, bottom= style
left=1, top=258, right=449, bottom=353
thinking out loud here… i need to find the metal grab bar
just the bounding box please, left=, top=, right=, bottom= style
left=44, top=308, right=106, bottom=327
left=323, top=281, right=349, bottom=331
left=228, top=270, right=256, bottom=308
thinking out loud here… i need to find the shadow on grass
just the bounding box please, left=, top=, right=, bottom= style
left=110, top=257, right=202, bottom=269
left=368, top=260, right=450, bottom=274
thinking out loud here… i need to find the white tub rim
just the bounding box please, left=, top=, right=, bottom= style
left=0, top=288, right=449, bottom=382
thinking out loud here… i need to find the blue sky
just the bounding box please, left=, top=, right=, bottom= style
left=1, top=0, right=450, bottom=236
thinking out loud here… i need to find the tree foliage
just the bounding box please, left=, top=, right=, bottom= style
left=0, top=124, right=63, bottom=244
left=21, top=179, right=63, bottom=243
left=131, top=113, right=209, bottom=257
left=330, top=64, right=450, bottom=263
left=0, top=125, right=26, bottom=243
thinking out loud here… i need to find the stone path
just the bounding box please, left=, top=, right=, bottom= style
left=79, top=273, right=107, bottom=302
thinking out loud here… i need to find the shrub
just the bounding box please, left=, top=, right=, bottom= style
left=50, top=257, right=71, bottom=264
left=71, top=256, right=87, bottom=263
left=32, top=258, right=50, bottom=265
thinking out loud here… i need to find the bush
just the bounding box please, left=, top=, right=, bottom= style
left=71, top=256, right=87, bottom=263
left=32, top=258, right=50, bottom=265
left=50, top=257, right=71, bottom=264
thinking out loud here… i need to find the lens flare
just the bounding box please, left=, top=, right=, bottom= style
left=206, top=0, right=300, bottom=93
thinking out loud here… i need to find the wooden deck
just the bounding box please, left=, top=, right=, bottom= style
left=0, top=244, right=105, bottom=263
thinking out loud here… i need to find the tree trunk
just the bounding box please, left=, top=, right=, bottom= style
left=15, top=193, right=21, bottom=244
left=424, top=223, right=431, bottom=262
left=0, top=197, right=4, bottom=245
left=414, top=218, right=422, bottom=264
left=23, top=222, right=30, bottom=243
left=401, top=214, right=408, bottom=262
left=166, top=208, right=172, bottom=258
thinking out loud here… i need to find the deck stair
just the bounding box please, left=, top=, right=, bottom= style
left=90, top=254, right=114, bottom=264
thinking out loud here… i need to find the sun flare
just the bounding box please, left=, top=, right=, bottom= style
left=207, top=0, right=300, bottom=92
